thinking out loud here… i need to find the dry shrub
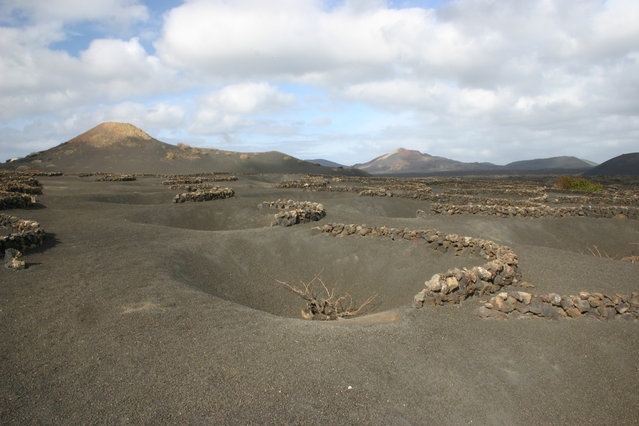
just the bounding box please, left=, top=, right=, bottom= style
left=556, top=176, right=603, bottom=192
left=276, top=273, right=377, bottom=320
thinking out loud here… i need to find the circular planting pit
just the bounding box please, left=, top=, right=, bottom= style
left=167, top=227, right=486, bottom=319
left=131, top=198, right=276, bottom=231
left=89, top=192, right=175, bottom=205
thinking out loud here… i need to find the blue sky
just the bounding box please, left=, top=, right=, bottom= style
left=1, top=0, right=638, bottom=165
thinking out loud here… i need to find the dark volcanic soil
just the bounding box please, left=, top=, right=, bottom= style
left=1, top=175, right=638, bottom=424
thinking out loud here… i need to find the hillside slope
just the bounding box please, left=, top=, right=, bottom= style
left=3, top=122, right=365, bottom=175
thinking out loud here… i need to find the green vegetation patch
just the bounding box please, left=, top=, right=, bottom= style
left=556, top=176, right=603, bottom=192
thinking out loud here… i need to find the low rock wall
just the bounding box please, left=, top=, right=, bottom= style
left=0, top=191, right=35, bottom=210
left=431, top=203, right=639, bottom=219
left=167, top=183, right=224, bottom=191
left=0, top=175, right=42, bottom=195
left=313, top=223, right=521, bottom=306
left=478, top=290, right=639, bottom=321
left=173, top=187, right=235, bottom=203
left=276, top=176, right=330, bottom=189
left=0, top=213, right=45, bottom=253
left=162, top=175, right=238, bottom=186
left=312, top=223, right=636, bottom=320
left=95, top=174, right=137, bottom=181
left=261, top=199, right=326, bottom=226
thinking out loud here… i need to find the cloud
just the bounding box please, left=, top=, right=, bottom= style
left=155, top=0, right=431, bottom=82
left=191, top=83, right=295, bottom=135
left=0, top=0, right=148, bottom=25
left=0, top=32, right=178, bottom=120
left=1, top=0, right=639, bottom=165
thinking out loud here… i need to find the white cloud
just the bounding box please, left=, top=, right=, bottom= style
left=191, top=83, right=295, bottom=134
left=155, top=0, right=432, bottom=82
left=0, top=32, right=179, bottom=120
left=1, top=0, right=639, bottom=165
left=78, top=37, right=178, bottom=98
left=0, top=0, right=148, bottom=25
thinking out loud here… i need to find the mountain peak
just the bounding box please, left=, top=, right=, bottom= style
left=355, top=147, right=498, bottom=175
left=66, top=122, right=153, bottom=148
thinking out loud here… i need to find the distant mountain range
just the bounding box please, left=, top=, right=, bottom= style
left=351, top=148, right=596, bottom=175
left=2, top=122, right=365, bottom=176
left=3, top=123, right=636, bottom=176
left=584, top=153, right=639, bottom=176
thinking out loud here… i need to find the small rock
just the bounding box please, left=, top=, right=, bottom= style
left=560, top=297, right=574, bottom=310
left=489, top=295, right=506, bottom=311
left=529, top=298, right=544, bottom=315
left=4, top=248, right=25, bottom=270
left=425, top=274, right=442, bottom=292
left=565, top=307, right=583, bottom=318
left=540, top=303, right=560, bottom=320
left=476, top=306, right=507, bottom=320
left=442, top=276, right=459, bottom=294
left=476, top=267, right=492, bottom=281
left=588, top=296, right=602, bottom=308
left=413, top=291, right=426, bottom=308
left=615, top=304, right=629, bottom=314
left=579, top=291, right=591, bottom=300
left=511, top=291, right=532, bottom=305
left=597, top=305, right=616, bottom=320
left=515, top=302, right=530, bottom=314
left=422, top=295, right=437, bottom=306
left=548, top=293, right=562, bottom=306
left=573, top=299, right=591, bottom=313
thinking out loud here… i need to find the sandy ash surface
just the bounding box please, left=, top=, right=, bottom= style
left=1, top=175, right=639, bottom=424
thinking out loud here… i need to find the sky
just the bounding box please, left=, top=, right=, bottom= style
left=1, top=0, right=638, bottom=166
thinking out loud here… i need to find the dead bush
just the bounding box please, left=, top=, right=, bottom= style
left=276, top=274, right=377, bottom=320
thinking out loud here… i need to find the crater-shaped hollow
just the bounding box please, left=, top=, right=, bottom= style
left=168, top=228, right=485, bottom=319
left=89, top=192, right=174, bottom=205
left=130, top=198, right=275, bottom=231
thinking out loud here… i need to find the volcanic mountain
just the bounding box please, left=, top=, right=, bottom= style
left=354, top=148, right=598, bottom=175
left=354, top=148, right=500, bottom=175
left=503, top=156, right=596, bottom=172
left=584, top=153, right=639, bottom=176
left=5, top=122, right=365, bottom=175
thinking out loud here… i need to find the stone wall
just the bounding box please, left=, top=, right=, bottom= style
left=0, top=175, right=42, bottom=195
left=95, top=173, right=137, bottom=182
left=0, top=173, right=40, bottom=209
left=276, top=176, right=329, bottom=189
left=311, top=222, right=637, bottom=321
left=478, top=290, right=639, bottom=320
left=0, top=191, right=36, bottom=210
left=312, top=223, right=521, bottom=306
left=0, top=213, right=45, bottom=253
left=173, top=187, right=235, bottom=203
left=431, top=203, right=639, bottom=219
left=276, top=175, right=638, bottom=220
left=162, top=175, right=238, bottom=186
left=261, top=199, right=326, bottom=226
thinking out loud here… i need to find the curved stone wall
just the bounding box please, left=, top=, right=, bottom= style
left=311, top=222, right=636, bottom=321
left=276, top=175, right=638, bottom=220
left=312, top=223, right=520, bottom=307
left=173, top=187, right=235, bottom=203
left=261, top=199, right=326, bottom=226
left=95, top=173, right=137, bottom=182
left=0, top=214, right=45, bottom=253
left=478, top=291, right=639, bottom=320
left=0, top=191, right=36, bottom=209
left=431, top=203, right=639, bottom=219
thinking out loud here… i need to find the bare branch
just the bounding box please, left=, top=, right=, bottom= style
left=276, top=274, right=378, bottom=320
